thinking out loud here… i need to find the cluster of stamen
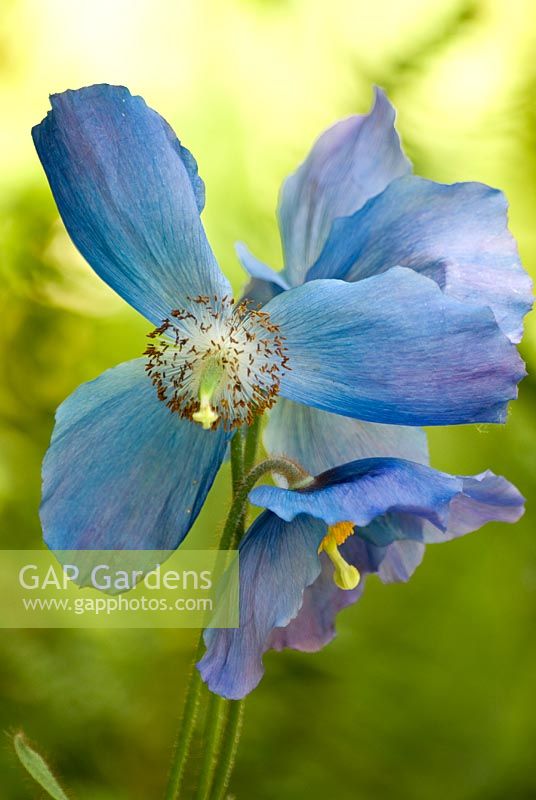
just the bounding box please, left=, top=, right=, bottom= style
left=318, top=521, right=361, bottom=590
left=145, top=295, right=289, bottom=430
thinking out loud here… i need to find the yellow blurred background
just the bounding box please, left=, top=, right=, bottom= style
left=1, top=1, right=536, bottom=798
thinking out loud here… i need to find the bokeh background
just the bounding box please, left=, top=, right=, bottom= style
left=1, top=0, right=536, bottom=797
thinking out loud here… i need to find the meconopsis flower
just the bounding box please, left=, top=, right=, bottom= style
left=239, top=87, right=534, bottom=475
left=33, top=84, right=526, bottom=551
left=198, top=458, right=525, bottom=699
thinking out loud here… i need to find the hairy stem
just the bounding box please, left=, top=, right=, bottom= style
left=163, top=422, right=306, bottom=799
left=209, top=700, right=245, bottom=800
left=243, top=416, right=261, bottom=474
left=219, top=456, right=311, bottom=552
left=163, top=637, right=204, bottom=800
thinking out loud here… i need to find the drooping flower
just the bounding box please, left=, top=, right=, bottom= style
left=239, top=87, right=533, bottom=475
left=198, top=458, right=525, bottom=699
left=33, top=84, right=526, bottom=551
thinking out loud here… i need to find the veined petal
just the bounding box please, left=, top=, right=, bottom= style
left=249, top=458, right=525, bottom=536
left=267, top=549, right=365, bottom=654
left=422, top=470, right=526, bottom=542
left=32, top=84, right=231, bottom=326
left=197, top=511, right=430, bottom=697
left=265, top=269, right=526, bottom=426
left=40, top=359, right=229, bottom=551
left=200, top=459, right=523, bottom=697
left=268, top=537, right=424, bottom=653
left=308, top=176, right=533, bottom=343
left=198, top=512, right=326, bottom=699
left=278, top=87, right=411, bottom=286
left=263, top=397, right=429, bottom=476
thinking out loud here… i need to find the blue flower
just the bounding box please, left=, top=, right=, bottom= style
left=239, top=87, right=533, bottom=475
left=33, top=84, right=527, bottom=551
left=198, top=458, right=525, bottom=699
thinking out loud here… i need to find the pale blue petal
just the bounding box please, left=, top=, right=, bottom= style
left=40, top=359, right=229, bottom=550
left=308, top=176, right=533, bottom=343
left=265, top=269, right=525, bottom=426
left=278, top=87, right=411, bottom=285
left=235, top=242, right=289, bottom=290
left=263, top=397, right=429, bottom=476
left=241, top=276, right=284, bottom=307
left=32, top=84, right=230, bottom=326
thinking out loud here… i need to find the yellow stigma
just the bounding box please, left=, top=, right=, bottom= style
left=192, top=393, right=219, bottom=429
left=318, top=521, right=360, bottom=591
left=192, top=360, right=224, bottom=430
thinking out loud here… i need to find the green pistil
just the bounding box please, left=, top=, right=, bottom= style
left=192, top=360, right=225, bottom=430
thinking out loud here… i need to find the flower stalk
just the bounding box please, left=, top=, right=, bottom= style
left=164, top=423, right=306, bottom=798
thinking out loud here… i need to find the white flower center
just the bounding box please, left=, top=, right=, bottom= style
left=145, top=295, right=289, bottom=430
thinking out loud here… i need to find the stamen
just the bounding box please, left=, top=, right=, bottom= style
left=318, top=522, right=360, bottom=590
left=144, top=296, right=288, bottom=430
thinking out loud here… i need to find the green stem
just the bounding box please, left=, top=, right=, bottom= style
left=243, top=417, right=261, bottom=474
left=203, top=455, right=309, bottom=799
left=219, top=456, right=311, bottom=552
left=193, top=694, right=227, bottom=800
left=230, top=430, right=244, bottom=495
left=163, top=636, right=204, bottom=800
left=190, top=429, right=250, bottom=800
left=163, top=422, right=308, bottom=799
left=209, top=701, right=245, bottom=800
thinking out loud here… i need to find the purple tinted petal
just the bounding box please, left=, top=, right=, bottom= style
left=424, top=470, right=525, bottom=542
left=278, top=87, right=411, bottom=286
left=308, top=175, right=533, bottom=343
left=250, top=457, right=525, bottom=543
left=268, top=551, right=366, bottom=653
left=265, top=270, right=525, bottom=426
left=269, top=536, right=425, bottom=654
left=198, top=512, right=326, bottom=699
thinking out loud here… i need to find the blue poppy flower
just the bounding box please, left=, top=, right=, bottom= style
left=33, top=84, right=526, bottom=551
left=198, top=458, right=525, bottom=699
left=239, top=87, right=533, bottom=475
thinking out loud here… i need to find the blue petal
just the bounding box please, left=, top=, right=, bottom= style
left=308, top=176, right=533, bottom=343
left=375, top=539, right=426, bottom=583
left=263, top=397, right=429, bottom=476
left=236, top=241, right=288, bottom=306
left=198, top=512, right=426, bottom=696
left=268, top=537, right=424, bottom=653
left=265, top=269, right=525, bottom=425
left=32, top=84, right=230, bottom=326
left=198, top=511, right=326, bottom=699
left=199, top=460, right=523, bottom=697
left=40, top=359, right=229, bottom=550
left=278, top=87, right=411, bottom=286
left=250, top=457, right=525, bottom=536
left=235, top=242, right=289, bottom=290
left=421, top=470, right=526, bottom=542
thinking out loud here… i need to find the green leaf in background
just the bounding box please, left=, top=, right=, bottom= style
left=13, top=732, right=71, bottom=800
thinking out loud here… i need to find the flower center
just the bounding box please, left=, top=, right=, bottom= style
left=144, top=295, right=289, bottom=430
left=318, top=521, right=361, bottom=590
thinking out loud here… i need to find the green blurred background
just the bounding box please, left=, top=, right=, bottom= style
left=1, top=0, right=536, bottom=797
